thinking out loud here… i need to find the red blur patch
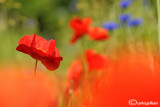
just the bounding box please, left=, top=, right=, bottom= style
left=81, top=54, right=160, bottom=107
left=0, top=69, right=59, bottom=107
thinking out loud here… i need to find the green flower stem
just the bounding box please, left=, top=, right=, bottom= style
left=157, top=0, right=160, bottom=53
left=34, top=60, right=38, bottom=76
left=81, top=37, right=87, bottom=72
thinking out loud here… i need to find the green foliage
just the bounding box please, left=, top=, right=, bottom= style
left=0, top=0, right=159, bottom=72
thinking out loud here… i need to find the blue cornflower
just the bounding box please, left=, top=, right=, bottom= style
left=127, top=18, right=143, bottom=27
left=119, top=13, right=131, bottom=24
left=119, top=0, right=132, bottom=9
left=103, top=22, right=119, bottom=31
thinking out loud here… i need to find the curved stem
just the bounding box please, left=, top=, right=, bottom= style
left=34, top=60, right=38, bottom=76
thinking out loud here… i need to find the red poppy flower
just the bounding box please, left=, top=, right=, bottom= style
left=85, top=49, right=109, bottom=72
left=16, top=33, right=63, bottom=71
left=66, top=59, right=84, bottom=90
left=70, top=17, right=92, bottom=44
left=88, top=27, right=109, bottom=40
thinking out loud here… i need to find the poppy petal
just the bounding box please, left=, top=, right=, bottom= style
left=88, top=27, right=109, bottom=40
left=69, top=17, right=92, bottom=44
left=85, top=49, right=109, bottom=72
left=41, top=57, right=62, bottom=71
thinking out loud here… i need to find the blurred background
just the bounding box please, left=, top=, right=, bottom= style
left=0, top=0, right=158, bottom=74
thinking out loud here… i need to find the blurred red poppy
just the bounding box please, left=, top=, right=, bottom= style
left=80, top=53, right=160, bottom=107
left=16, top=33, right=63, bottom=71
left=66, top=58, right=84, bottom=90
left=70, top=17, right=92, bottom=44
left=0, top=68, right=59, bottom=107
left=85, top=49, right=109, bottom=72
left=88, top=27, right=109, bottom=40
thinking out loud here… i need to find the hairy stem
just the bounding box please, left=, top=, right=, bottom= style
left=34, top=60, right=38, bottom=76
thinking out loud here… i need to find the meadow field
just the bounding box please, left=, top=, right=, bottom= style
left=0, top=0, right=160, bottom=107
